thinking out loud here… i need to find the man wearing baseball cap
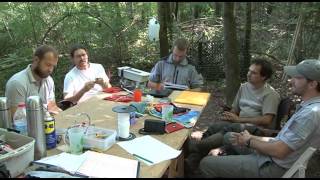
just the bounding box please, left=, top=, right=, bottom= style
left=284, top=59, right=320, bottom=82
left=199, top=59, right=320, bottom=178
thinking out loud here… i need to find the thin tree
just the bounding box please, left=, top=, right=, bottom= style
left=241, top=2, right=252, bottom=80
left=223, top=2, right=240, bottom=106
left=158, top=2, right=170, bottom=58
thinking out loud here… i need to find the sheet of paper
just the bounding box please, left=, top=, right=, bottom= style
left=76, top=151, right=139, bottom=178
left=117, top=135, right=181, bottom=166
left=33, top=152, right=87, bottom=174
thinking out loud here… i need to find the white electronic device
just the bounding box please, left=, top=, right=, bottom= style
left=117, top=66, right=150, bottom=89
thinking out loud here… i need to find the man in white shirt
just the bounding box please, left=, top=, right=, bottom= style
left=63, top=44, right=112, bottom=103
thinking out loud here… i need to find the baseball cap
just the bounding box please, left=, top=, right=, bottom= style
left=284, top=59, right=320, bottom=81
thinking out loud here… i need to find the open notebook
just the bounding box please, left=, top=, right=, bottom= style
left=33, top=151, right=140, bottom=178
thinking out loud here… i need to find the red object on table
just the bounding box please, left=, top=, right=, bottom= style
left=104, top=95, right=133, bottom=102
left=165, top=122, right=185, bottom=133
left=103, top=87, right=122, bottom=93
left=133, top=89, right=142, bottom=102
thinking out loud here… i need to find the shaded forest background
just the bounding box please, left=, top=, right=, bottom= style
left=0, top=2, right=320, bottom=177
left=0, top=2, right=319, bottom=103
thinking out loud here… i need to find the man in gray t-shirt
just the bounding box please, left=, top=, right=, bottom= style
left=185, top=59, right=280, bottom=174
left=199, top=59, right=320, bottom=178
left=5, top=45, right=62, bottom=117
left=147, top=38, right=203, bottom=90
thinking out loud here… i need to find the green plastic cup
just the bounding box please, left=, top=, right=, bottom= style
left=68, top=127, right=84, bottom=154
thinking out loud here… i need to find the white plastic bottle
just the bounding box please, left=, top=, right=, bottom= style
left=13, top=103, right=28, bottom=135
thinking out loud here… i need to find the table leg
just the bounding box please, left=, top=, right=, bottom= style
left=168, top=150, right=184, bottom=178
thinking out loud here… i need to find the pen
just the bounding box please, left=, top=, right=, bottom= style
left=133, top=154, right=154, bottom=164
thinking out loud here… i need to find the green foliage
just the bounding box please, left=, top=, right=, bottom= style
left=0, top=2, right=319, bottom=100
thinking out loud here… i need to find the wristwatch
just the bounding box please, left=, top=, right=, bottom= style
left=245, top=138, right=251, bottom=148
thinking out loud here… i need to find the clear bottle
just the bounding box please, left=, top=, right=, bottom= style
left=13, top=102, right=28, bottom=135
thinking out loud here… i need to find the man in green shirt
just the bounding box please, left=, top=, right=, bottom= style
left=186, top=58, right=280, bottom=174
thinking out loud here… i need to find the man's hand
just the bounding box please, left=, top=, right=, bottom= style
left=221, top=111, right=240, bottom=123
left=95, top=78, right=105, bottom=87
left=48, top=101, right=63, bottom=115
left=228, top=132, right=240, bottom=146
left=208, top=148, right=223, bottom=156
left=190, top=131, right=204, bottom=141
left=156, top=83, right=165, bottom=90
left=83, top=81, right=95, bottom=92
left=229, top=130, right=252, bottom=146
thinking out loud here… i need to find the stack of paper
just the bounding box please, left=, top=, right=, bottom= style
left=117, top=135, right=181, bottom=166
left=33, top=151, right=140, bottom=178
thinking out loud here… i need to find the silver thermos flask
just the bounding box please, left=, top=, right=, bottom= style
left=0, top=97, right=12, bottom=129
left=26, top=96, right=47, bottom=160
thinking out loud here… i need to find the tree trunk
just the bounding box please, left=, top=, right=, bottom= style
left=174, top=2, right=179, bottom=22
left=223, top=2, right=240, bottom=106
left=215, top=2, right=222, bottom=17
left=241, top=2, right=252, bottom=80
left=126, top=2, right=134, bottom=20
left=192, top=3, right=200, bottom=19
left=281, top=6, right=304, bottom=81
left=295, top=12, right=305, bottom=64
left=27, top=4, right=38, bottom=45
left=167, top=2, right=174, bottom=44
left=158, top=2, right=170, bottom=58
left=114, top=2, right=124, bottom=66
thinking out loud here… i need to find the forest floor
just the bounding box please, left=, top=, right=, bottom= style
left=192, top=80, right=320, bottom=178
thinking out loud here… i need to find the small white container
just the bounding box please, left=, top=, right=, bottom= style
left=0, top=128, right=35, bottom=177
left=82, top=127, right=116, bottom=152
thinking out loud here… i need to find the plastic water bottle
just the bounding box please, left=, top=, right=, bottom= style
left=13, top=103, right=28, bottom=135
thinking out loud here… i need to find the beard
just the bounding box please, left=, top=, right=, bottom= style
left=34, top=65, right=50, bottom=78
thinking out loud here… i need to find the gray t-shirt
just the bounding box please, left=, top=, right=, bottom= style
left=149, top=54, right=203, bottom=89
left=270, top=97, right=320, bottom=169
left=232, top=82, right=281, bottom=129
left=5, top=64, right=55, bottom=108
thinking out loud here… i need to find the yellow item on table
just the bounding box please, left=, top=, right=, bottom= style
left=173, top=91, right=211, bottom=106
